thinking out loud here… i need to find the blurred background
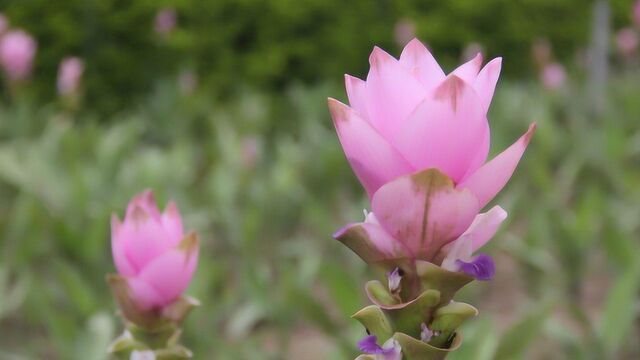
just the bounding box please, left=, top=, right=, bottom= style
left=0, top=0, right=639, bottom=359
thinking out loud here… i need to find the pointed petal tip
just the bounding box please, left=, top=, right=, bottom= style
left=332, top=223, right=355, bottom=239
left=523, top=122, right=537, bottom=146
left=111, top=213, right=122, bottom=235
left=163, top=200, right=180, bottom=217
left=369, top=46, right=395, bottom=68
left=327, top=97, right=352, bottom=123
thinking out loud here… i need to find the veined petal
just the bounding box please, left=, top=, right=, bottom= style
left=371, top=169, right=480, bottom=261
left=391, top=75, right=488, bottom=182
left=345, top=74, right=369, bottom=119
left=451, top=53, right=483, bottom=84
left=399, top=38, right=445, bottom=92
left=457, top=123, right=536, bottom=208
left=473, top=57, right=502, bottom=114
left=328, top=98, right=415, bottom=197
left=365, top=46, right=427, bottom=138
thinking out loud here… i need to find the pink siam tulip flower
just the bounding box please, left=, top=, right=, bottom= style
left=540, top=62, right=566, bottom=91
left=634, top=1, right=640, bottom=28
left=57, top=56, right=84, bottom=96
left=616, top=27, right=639, bottom=56
left=328, top=38, right=535, bottom=206
left=0, top=29, right=36, bottom=82
left=111, top=190, right=198, bottom=310
left=155, top=8, right=177, bottom=35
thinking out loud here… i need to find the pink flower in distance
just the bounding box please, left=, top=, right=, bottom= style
left=394, top=18, right=416, bottom=47
left=328, top=38, right=535, bottom=208
left=111, top=190, right=198, bottom=310
left=57, top=56, right=84, bottom=96
left=0, top=29, right=36, bottom=81
left=616, top=27, right=639, bottom=56
left=540, top=62, right=566, bottom=91
left=155, top=8, right=177, bottom=35
left=634, top=1, right=640, bottom=28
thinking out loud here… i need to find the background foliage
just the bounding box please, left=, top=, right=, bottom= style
left=0, top=0, right=636, bottom=112
left=1, top=0, right=640, bottom=359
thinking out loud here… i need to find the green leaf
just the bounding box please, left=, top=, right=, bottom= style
left=494, top=303, right=552, bottom=360
left=393, top=332, right=462, bottom=360
left=599, top=262, right=640, bottom=355
left=352, top=305, right=394, bottom=342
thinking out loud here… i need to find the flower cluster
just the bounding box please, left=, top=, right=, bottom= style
left=329, top=39, right=534, bottom=359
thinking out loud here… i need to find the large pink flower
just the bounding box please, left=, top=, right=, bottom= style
left=111, top=190, right=198, bottom=310
left=328, top=38, right=535, bottom=209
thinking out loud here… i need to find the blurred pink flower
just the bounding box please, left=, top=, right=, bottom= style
left=462, top=42, right=483, bottom=62
left=57, top=56, right=84, bottom=96
left=328, top=38, right=535, bottom=204
left=634, top=1, right=640, bottom=28
left=0, top=14, right=8, bottom=35
left=540, top=62, right=566, bottom=90
left=178, top=69, right=197, bottom=95
left=241, top=136, right=261, bottom=169
left=531, top=38, right=551, bottom=67
left=155, top=8, right=177, bottom=35
left=616, top=27, right=639, bottom=56
left=394, top=18, right=416, bottom=47
left=111, top=190, right=199, bottom=310
left=0, top=29, right=36, bottom=81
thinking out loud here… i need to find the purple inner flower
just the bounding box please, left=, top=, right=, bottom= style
left=456, top=253, right=495, bottom=280
left=358, top=335, right=385, bottom=354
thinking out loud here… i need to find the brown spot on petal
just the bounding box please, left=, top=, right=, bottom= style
left=177, top=232, right=199, bottom=262
left=434, top=76, right=465, bottom=111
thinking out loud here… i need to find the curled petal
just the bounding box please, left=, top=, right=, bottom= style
left=334, top=220, right=411, bottom=264
left=457, top=123, right=536, bottom=208
left=372, top=168, right=480, bottom=261
left=328, top=98, right=415, bottom=197
left=440, top=206, right=506, bottom=270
